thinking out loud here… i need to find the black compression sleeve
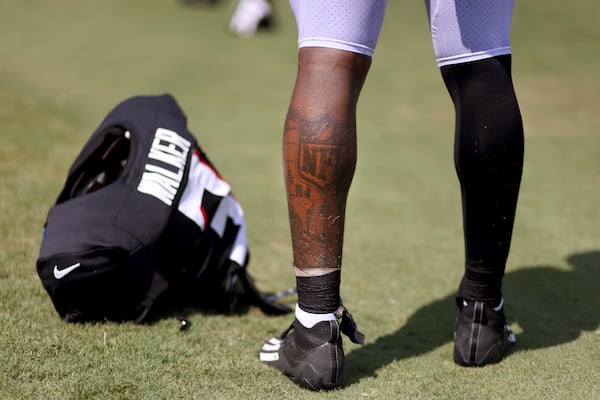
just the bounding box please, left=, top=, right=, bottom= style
left=441, top=55, right=524, bottom=303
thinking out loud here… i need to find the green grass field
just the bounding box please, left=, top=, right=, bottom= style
left=1, top=1, right=599, bottom=399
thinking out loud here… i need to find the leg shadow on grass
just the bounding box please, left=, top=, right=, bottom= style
left=344, top=250, right=600, bottom=386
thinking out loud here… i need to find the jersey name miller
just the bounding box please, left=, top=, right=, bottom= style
left=137, top=127, right=191, bottom=206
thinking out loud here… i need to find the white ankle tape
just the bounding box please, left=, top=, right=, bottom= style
left=295, top=304, right=336, bottom=329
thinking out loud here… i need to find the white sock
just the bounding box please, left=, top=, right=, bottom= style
left=295, top=304, right=336, bottom=329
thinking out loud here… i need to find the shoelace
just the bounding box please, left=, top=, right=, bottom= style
left=335, top=304, right=365, bottom=345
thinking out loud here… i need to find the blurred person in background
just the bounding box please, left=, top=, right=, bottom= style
left=179, top=0, right=274, bottom=37
left=228, top=0, right=274, bottom=37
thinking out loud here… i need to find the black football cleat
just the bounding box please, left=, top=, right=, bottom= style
left=259, top=306, right=364, bottom=391
left=453, top=298, right=516, bottom=367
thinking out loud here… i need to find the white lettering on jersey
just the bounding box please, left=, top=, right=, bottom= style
left=148, top=128, right=189, bottom=170
left=137, top=128, right=191, bottom=206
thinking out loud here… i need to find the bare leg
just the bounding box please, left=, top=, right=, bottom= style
left=283, top=47, right=371, bottom=313
left=259, top=47, right=372, bottom=391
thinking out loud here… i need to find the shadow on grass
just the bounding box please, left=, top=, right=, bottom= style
left=344, top=250, right=600, bottom=386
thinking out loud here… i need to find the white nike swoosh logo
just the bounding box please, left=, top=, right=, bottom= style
left=53, top=262, right=81, bottom=279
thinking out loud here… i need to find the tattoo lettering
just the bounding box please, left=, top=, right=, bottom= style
left=293, top=111, right=354, bottom=193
